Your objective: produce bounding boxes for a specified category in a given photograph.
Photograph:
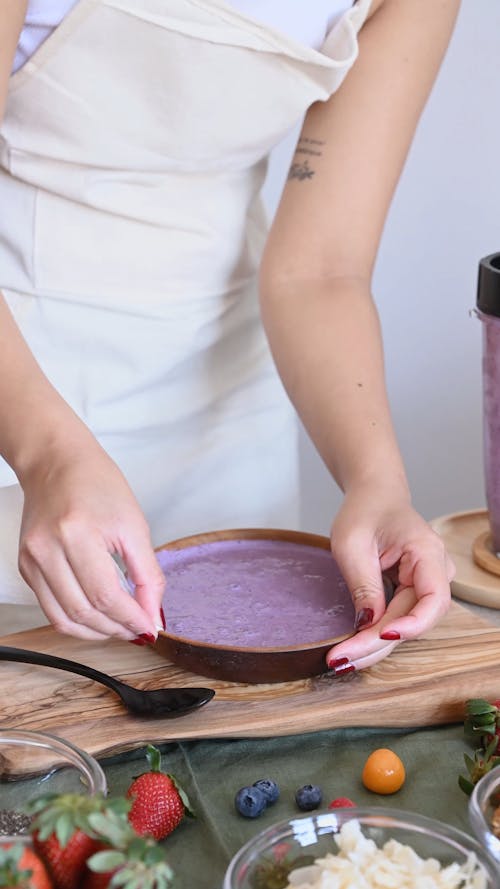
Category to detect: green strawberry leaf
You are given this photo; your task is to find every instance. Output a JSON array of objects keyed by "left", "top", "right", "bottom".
[
  {"left": 88, "top": 809, "right": 135, "bottom": 849},
  {"left": 29, "top": 791, "right": 117, "bottom": 844},
  {"left": 466, "top": 699, "right": 498, "bottom": 716},
  {"left": 55, "top": 811, "right": 75, "bottom": 847},
  {"left": 145, "top": 745, "right": 162, "bottom": 774},
  {"left": 87, "top": 850, "right": 126, "bottom": 873},
  {"left": 485, "top": 736, "right": 500, "bottom": 760},
  {"left": 468, "top": 713, "right": 497, "bottom": 728},
  {"left": 458, "top": 774, "right": 475, "bottom": 796},
  {"left": 463, "top": 753, "right": 477, "bottom": 777},
  {"left": 166, "top": 774, "right": 195, "bottom": 818}
]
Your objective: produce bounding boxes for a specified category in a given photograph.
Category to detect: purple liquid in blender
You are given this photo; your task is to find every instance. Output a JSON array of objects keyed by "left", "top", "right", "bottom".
[
  {"left": 482, "top": 312, "right": 500, "bottom": 553},
  {"left": 477, "top": 253, "right": 500, "bottom": 554}
]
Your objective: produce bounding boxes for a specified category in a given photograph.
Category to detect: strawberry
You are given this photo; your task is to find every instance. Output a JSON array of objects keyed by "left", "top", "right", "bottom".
[
  {"left": 83, "top": 841, "right": 174, "bottom": 889},
  {"left": 81, "top": 809, "right": 175, "bottom": 889},
  {"left": 0, "top": 841, "right": 53, "bottom": 889},
  {"left": 33, "top": 829, "right": 98, "bottom": 889},
  {"left": 458, "top": 738, "right": 500, "bottom": 796},
  {"left": 29, "top": 794, "right": 126, "bottom": 889},
  {"left": 81, "top": 852, "right": 113, "bottom": 889},
  {"left": 126, "top": 746, "right": 193, "bottom": 841},
  {"left": 328, "top": 797, "right": 356, "bottom": 809},
  {"left": 464, "top": 698, "right": 500, "bottom": 751},
  {"left": 459, "top": 698, "right": 500, "bottom": 794}
]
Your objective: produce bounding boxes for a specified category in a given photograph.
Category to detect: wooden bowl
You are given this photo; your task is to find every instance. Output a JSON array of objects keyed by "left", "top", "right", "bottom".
[{"left": 154, "top": 529, "right": 355, "bottom": 683}]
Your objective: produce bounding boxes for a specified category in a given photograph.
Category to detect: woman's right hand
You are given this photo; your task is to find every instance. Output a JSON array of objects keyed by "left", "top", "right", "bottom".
[
  {"left": 0, "top": 292, "right": 164, "bottom": 643},
  {"left": 17, "top": 434, "right": 166, "bottom": 642}
]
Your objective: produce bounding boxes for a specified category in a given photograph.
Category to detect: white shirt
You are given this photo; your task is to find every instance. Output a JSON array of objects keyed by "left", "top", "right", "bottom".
[{"left": 13, "top": 0, "right": 354, "bottom": 72}]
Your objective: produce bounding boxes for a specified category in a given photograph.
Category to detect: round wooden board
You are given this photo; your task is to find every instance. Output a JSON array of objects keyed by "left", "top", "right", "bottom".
[
  {"left": 430, "top": 508, "right": 500, "bottom": 609},
  {"left": 472, "top": 530, "right": 500, "bottom": 577}
]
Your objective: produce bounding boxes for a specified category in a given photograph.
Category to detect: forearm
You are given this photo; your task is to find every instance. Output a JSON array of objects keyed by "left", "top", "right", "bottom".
[
  {"left": 258, "top": 0, "right": 459, "bottom": 501},
  {"left": 0, "top": 292, "right": 94, "bottom": 482},
  {"left": 260, "top": 273, "right": 410, "bottom": 499}
]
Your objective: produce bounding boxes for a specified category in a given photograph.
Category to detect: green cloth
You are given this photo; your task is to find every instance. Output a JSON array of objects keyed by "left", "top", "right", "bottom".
[{"left": 102, "top": 723, "right": 476, "bottom": 888}]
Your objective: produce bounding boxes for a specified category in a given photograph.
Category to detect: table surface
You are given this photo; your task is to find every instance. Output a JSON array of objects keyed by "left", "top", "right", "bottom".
[
  {"left": 1, "top": 599, "right": 498, "bottom": 887},
  {"left": 100, "top": 723, "right": 484, "bottom": 888}
]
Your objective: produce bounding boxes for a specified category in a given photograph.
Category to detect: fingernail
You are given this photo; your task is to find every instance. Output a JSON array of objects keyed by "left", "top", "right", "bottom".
[
  {"left": 380, "top": 630, "right": 401, "bottom": 641},
  {"left": 327, "top": 656, "right": 350, "bottom": 670},
  {"left": 130, "top": 633, "right": 156, "bottom": 646},
  {"left": 160, "top": 607, "right": 166, "bottom": 631},
  {"left": 332, "top": 664, "right": 356, "bottom": 677},
  {"left": 354, "top": 608, "right": 374, "bottom": 631}
]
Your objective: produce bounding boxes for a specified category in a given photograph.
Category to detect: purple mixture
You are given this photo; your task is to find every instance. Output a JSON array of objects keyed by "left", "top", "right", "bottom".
[
  {"left": 157, "top": 539, "right": 355, "bottom": 648},
  {"left": 482, "top": 313, "right": 500, "bottom": 553}
]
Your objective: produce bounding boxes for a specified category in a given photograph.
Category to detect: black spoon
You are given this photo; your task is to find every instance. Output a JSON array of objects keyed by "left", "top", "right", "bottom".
[{"left": 0, "top": 645, "right": 215, "bottom": 718}]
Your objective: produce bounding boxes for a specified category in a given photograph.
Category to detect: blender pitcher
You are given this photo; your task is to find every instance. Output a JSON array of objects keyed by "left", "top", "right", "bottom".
[{"left": 477, "top": 252, "right": 500, "bottom": 555}]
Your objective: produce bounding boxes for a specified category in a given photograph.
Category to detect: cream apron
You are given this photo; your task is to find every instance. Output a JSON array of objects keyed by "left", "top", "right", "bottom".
[{"left": 0, "top": 0, "right": 371, "bottom": 603}]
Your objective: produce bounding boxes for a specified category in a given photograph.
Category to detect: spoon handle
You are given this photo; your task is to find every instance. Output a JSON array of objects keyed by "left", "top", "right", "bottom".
[{"left": 0, "top": 645, "right": 126, "bottom": 696}]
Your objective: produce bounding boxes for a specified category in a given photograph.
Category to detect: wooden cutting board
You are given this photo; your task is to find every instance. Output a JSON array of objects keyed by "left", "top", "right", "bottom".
[{"left": 1, "top": 600, "right": 499, "bottom": 766}]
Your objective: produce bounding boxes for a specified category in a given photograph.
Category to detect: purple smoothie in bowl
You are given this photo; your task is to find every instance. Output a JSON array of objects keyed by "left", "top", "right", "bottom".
[{"left": 154, "top": 530, "right": 356, "bottom": 683}]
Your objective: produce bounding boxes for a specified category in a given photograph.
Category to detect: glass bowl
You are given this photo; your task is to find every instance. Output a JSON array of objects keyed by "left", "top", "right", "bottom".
[
  {"left": 224, "top": 808, "right": 499, "bottom": 889},
  {"left": 0, "top": 729, "right": 107, "bottom": 835},
  {"left": 469, "top": 767, "right": 500, "bottom": 864}
]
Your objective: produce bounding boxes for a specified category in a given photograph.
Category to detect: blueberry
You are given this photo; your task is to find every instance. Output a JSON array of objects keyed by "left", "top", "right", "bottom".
[
  {"left": 295, "top": 784, "right": 323, "bottom": 811},
  {"left": 235, "top": 786, "right": 267, "bottom": 818},
  {"left": 252, "top": 778, "right": 280, "bottom": 805}
]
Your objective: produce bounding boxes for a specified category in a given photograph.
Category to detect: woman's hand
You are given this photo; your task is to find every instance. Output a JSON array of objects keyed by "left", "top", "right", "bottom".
[
  {"left": 0, "top": 295, "right": 164, "bottom": 642},
  {"left": 326, "top": 484, "right": 455, "bottom": 673},
  {"left": 17, "top": 435, "right": 165, "bottom": 643},
  {"left": 258, "top": 0, "right": 459, "bottom": 678}
]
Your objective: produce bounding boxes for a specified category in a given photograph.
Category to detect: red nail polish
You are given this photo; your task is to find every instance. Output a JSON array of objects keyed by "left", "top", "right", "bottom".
[
  {"left": 130, "top": 633, "right": 156, "bottom": 646},
  {"left": 160, "top": 607, "right": 166, "bottom": 631},
  {"left": 380, "top": 630, "right": 401, "bottom": 641},
  {"left": 354, "top": 608, "right": 374, "bottom": 631},
  {"left": 333, "top": 664, "right": 356, "bottom": 677},
  {"left": 327, "top": 656, "right": 350, "bottom": 670}
]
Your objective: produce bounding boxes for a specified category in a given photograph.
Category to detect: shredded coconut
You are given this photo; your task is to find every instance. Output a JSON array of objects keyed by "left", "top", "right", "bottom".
[{"left": 285, "top": 819, "right": 488, "bottom": 889}]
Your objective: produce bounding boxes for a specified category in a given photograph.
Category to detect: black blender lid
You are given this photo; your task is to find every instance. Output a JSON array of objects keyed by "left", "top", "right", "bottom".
[{"left": 477, "top": 252, "right": 500, "bottom": 318}]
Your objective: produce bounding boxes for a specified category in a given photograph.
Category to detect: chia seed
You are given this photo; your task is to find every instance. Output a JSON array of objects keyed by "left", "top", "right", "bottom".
[{"left": 0, "top": 809, "right": 32, "bottom": 835}]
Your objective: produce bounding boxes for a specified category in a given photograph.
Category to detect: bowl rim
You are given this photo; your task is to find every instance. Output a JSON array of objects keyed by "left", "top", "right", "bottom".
[
  {"left": 223, "top": 806, "right": 499, "bottom": 888},
  {"left": 469, "top": 767, "right": 500, "bottom": 862},
  {"left": 0, "top": 728, "right": 107, "bottom": 795},
  {"left": 155, "top": 527, "right": 355, "bottom": 654},
  {"left": 0, "top": 834, "right": 32, "bottom": 845}
]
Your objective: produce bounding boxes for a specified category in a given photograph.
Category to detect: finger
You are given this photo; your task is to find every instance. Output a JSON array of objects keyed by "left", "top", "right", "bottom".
[
  {"left": 326, "top": 586, "right": 417, "bottom": 672},
  {"left": 22, "top": 549, "right": 138, "bottom": 640},
  {"left": 378, "top": 553, "right": 451, "bottom": 641},
  {"left": 65, "top": 534, "right": 159, "bottom": 637},
  {"left": 331, "top": 532, "right": 387, "bottom": 631},
  {"left": 120, "top": 534, "right": 166, "bottom": 632},
  {"left": 20, "top": 559, "right": 111, "bottom": 641},
  {"left": 446, "top": 553, "right": 456, "bottom": 582}
]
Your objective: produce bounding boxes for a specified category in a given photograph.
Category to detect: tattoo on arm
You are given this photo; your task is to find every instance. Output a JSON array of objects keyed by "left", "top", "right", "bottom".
[{"left": 288, "top": 137, "right": 325, "bottom": 182}]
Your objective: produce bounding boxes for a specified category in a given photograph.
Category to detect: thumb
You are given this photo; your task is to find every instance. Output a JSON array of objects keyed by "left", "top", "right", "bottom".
[
  {"left": 331, "top": 533, "right": 386, "bottom": 632},
  {"left": 326, "top": 586, "right": 418, "bottom": 672}
]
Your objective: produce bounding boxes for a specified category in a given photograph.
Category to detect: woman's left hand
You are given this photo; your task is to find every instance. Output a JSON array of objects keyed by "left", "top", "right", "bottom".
[{"left": 326, "top": 484, "right": 455, "bottom": 674}]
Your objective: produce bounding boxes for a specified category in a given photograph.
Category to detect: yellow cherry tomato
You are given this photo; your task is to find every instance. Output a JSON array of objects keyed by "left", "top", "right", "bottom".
[{"left": 362, "top": 748, "right": 406, "bottom": 794}]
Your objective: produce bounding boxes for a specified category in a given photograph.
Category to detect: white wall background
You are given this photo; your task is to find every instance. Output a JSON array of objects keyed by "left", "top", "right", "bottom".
[{"left": 263, "top": 0, "right": 500, "bottom": 535}]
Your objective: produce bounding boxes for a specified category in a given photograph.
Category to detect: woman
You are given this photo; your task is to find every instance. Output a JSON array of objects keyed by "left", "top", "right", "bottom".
[{"left": 0, "top": 0, "right": 457, "bottom": 672}]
